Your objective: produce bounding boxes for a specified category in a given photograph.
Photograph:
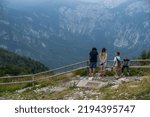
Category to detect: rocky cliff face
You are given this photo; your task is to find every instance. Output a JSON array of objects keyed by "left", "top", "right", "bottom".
[
  {"left": 0, "top": 0, "right": 150, "bottom": 68},
  {"left": 59, "top": 0, "right": 150, "bottom": 48}
]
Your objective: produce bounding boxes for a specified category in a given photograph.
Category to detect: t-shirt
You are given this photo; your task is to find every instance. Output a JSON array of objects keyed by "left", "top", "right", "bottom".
[
  {"left": 100, "top": 52, "right": 107, "bottom": 63},
  {"left": 114, "top": 56, "right": 121, "bottom": 67},
  {"left": 89, "top": 50, "right": 98, "bottom": 62},
  {"left": 123, "top": 59, "right": 130, "bottom": 66}
]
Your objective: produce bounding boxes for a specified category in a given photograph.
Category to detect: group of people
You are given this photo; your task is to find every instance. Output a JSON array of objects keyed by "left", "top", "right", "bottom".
[{"left": 89, "top": 47, "right": 130, "bottom": 79}]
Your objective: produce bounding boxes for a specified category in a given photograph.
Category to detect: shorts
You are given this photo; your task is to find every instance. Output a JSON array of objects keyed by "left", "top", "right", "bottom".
[
  {"left": 100, "top": 62, "right": 107, "bottom": 68},
  {"left": 113, "top": 66, "right": 122, "bottom": 75},
  {"left": 90, "top": 62, "right": 97, "bottom": 68}
]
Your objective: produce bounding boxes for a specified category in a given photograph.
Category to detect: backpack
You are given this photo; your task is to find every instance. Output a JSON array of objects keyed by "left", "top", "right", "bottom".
[{"left": 116, "top": 57, "right": 121, "bottom": 67}]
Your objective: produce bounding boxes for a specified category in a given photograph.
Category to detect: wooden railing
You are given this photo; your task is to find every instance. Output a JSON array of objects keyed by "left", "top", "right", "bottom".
[{"left": 0, "top": 59, "right": 150, "bottom": 85}]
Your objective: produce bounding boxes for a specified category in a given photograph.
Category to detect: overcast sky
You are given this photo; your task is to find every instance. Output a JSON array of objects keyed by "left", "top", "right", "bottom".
[
  {"left": 6, "top": 0, "right": 150, "bottom": 7},
  {"left": 6, "top": 0, "right": 53, "bottom": 7},
  {"left": 7, "top": 0, "right": 111, "bottom": 4},
  {"left": 8, "top": 0, "right": 50, "bottom": 3},
  {"left": 6, "top": 0, "right": 51, "bottom": 5}
]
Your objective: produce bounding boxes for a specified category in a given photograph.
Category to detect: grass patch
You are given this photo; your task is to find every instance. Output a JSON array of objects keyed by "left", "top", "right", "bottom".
[
  {"left": 0, "top": 83, "right": 33, "bottom": 93},
  {"left": 98, "top": 77, "right": 150, "bottom": 100},
  {"left": 0, "top": 67, "right": 149, "bottom": 100},
  {"left": 18, "top": 87, "right": 75, "bottom": 100},
  {"left": 74, "top": 68, "right": 88, "bottom": 76}
]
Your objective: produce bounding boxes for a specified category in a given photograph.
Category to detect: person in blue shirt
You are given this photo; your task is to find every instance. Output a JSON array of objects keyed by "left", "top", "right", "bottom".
[
  {"left": 89, "top": 47, "right": 98, "bottom": 77},
  {"left": 122, "top": 56, "right": 130, "bottom": 75}
]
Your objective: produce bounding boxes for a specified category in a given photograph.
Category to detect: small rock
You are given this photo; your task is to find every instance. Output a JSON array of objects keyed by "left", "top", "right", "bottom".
[
  {"left": 98, "top": 82, "right": 108, "bottom": 88},
  {"left": 79, "top": 91, "right": 84, "bottom": 97},
  {"left": 95, "top": 96, "right": 99, "bottom": 100},
  {"left": 129, "top": 85, "right": 138, "bottom": 88},
  {"left": 16, "top": 87, "right": 32, "bottom": 93},
  {"left": 69, "top": 80, "right": 78, "bottom": 87},
  {"left": 88, "top": 77, "right": 93, "bottom": 80},
  {"left": 118, "top": 78, "right": 129, "bottom": 83},
  {"left": 77, "top": 79, "right": 89, "bottom": 87},
  {"left": 111, "top": 85, "right": 119, "bottom": 89}
]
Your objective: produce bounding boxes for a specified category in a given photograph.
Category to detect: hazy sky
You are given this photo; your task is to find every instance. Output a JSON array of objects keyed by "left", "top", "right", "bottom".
[
  {"left": 6, "top": 0, "right": 150, "bottom": 8},
  {"left": 8, "top": 0, "right": 50, "bottom": 3},
  {"left": 6, "top": 0, "right": 128, "bottom": 4},
  {"left": 6, "top": 0, "right": 53, "bottom": 7},
  {"left": 7, "top": 0, "right": 52, "bottom": 5}
]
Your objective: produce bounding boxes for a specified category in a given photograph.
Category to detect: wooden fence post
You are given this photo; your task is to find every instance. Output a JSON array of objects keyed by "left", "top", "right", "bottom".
[{"left": 32, "top": 75, "right": 35, "bottom": 86}]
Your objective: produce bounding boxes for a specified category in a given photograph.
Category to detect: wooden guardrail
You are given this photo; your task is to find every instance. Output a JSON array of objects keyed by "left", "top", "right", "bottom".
[
  {"left": 0, "top": 59, "right": 150, "bottom": 85},
  {"left": 0, "top": 60, "right": 88, "bottom": 85}
]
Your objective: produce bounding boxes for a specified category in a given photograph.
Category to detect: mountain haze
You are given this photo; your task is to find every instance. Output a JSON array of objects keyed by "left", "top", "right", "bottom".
[{"left": 0, "top": 0, "right": 150, "bottom": 68}]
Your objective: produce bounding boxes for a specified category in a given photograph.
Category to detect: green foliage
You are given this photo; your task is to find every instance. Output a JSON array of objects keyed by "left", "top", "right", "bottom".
[
  {"left": 106, "top": 70, "right": 115, "bottom": 76},
  {"left": 129, "top": 50, "right": 150, "bottom": 76},
  {"left": 0, "top": 83, "right": 32, "bottom": 93},
  {"left": 0, "top": 48, "right": 48, "bottom": 76},
  {"left": 137, "top": 50, "right": 150, "bottom": 59},
  {"left": 128, "top": 68, "right": 145, "bottom": 76},
  {"left": 135, "top": 50, "right": 150, "bottom": 66},
  {"left": 74, "top": 68, "right": 88, "bottom": 76},
  {"left": 133, "top": 50, "right": 150, "bottom": 61}
]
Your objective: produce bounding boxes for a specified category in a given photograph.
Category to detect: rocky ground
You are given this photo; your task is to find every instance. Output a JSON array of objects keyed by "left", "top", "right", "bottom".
[{"left": 0, "top": 74, "right": 149, "bottom": 100}]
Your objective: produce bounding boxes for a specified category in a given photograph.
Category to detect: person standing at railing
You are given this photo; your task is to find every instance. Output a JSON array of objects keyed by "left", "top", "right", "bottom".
[
  {"left": 89, "top": 47, "right": 98, "bottom": 78},
  {"left": 122, "top": 56, "right": 130, "bottom": 76},
  {"left": 99, "top": 48, "right": 107, "bottom": 77},
  {"left": 113, "top": 52, "right": 122, "bottom": 79}
]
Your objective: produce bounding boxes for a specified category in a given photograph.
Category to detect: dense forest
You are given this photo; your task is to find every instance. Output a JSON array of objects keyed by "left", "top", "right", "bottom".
[{"left": 0, "top": 48, "right": 48, "bottom": 76}]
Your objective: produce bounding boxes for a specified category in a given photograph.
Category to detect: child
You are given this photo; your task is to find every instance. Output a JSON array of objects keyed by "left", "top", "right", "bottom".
[{"left": 122, "top": 56, "right": 130, "bottom": 75}]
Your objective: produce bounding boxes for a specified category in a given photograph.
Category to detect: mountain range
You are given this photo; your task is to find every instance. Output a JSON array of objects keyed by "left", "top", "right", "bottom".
[{"left": 0, "top": 0, "right": 150, "bottom": 68}]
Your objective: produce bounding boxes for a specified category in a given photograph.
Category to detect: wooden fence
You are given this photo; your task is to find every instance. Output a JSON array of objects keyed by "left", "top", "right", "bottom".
[{"left": 0, "top": 59, "right": 150, "bottom": 85}]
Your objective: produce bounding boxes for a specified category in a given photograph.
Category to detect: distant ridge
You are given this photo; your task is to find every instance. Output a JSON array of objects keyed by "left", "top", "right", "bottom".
[{"left": 0, "top": 48, "right": 48, "bottom": 76}]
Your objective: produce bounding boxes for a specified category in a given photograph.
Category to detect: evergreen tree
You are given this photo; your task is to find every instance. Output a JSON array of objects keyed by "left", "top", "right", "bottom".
[
  {"left": 0, "top": 48, "right": 48, "bottom": 76},
  {"left": 140, "top": 50, "right": 147, "bottom": 59},
  {"left": 140, "top": 50, "right": 150, "bottom": 59}
]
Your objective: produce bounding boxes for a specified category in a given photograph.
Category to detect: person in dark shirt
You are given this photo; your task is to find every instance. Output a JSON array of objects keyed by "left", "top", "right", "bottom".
[
  {"left": 122, "top": 56, "right": 130, "bottom": 75},
  {"left": 89, "top": 47, "right": 98, "bottom": 77}
]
